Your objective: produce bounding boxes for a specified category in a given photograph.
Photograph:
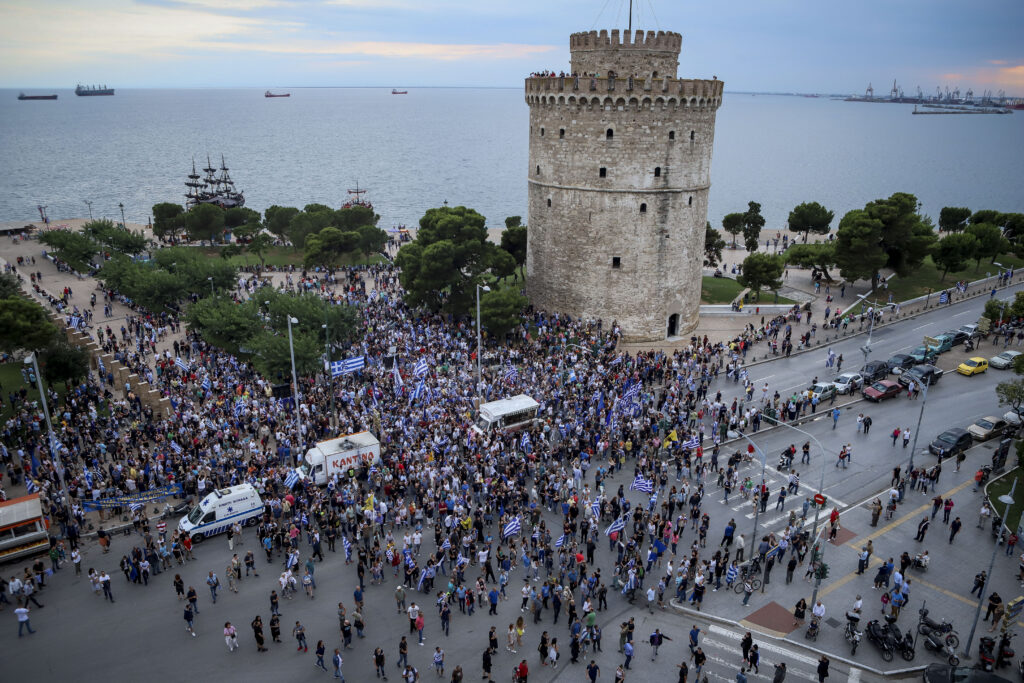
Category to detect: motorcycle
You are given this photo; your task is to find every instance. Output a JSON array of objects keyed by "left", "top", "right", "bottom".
[
  {"left": 777, "top": 454, "right": 792, "bottom": 472},
  {"left": 844, "top": 612, "right": 862, "bottom": 655},
  {"left": 921, "top": 628, "right": 960, "bottom": 666},
  {"left": 865, "top": 619, "right": 896, "bottom": 662},
  {"left": 917, "top": 608, "right": 959, "bottom": 648},
  {"left": 911, "top": 553, "right": 929, "bottom": 572},
  {"left": 979, "top": 634, "right": 1015, "bottom": 671},
  {"left": 965, "top": 339, "right": 975, "bottom": 352},
  {"left": 887, "top": 616, "right": 916, "bottom": 662}
]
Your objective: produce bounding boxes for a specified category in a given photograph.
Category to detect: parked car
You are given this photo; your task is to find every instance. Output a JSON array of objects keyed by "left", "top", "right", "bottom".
[
  {"left": 832, "top": 372, "right": 864, "bottom": 394},
  {"left": 945, "top": 329, "right": 970, "bottom": 346},
  {"left": 931, "top": 334, "right": 955, "bottom": 353},
  {"left": 956, "top": 357, "right": 989, "bottom": 376},
  {"left": 862, "top": 380, "right": 901, "bottom": 402},
  {"left": 899, "top": 364, "right": 943, "bottom": 387},
  {"left": 928, "top": 427, "right": 973, "bottom": 457},
  {"left": 1005, "top": 408, "right": 1023, "bottom": 427},
  {"left": 990, "top": 350, "right": 1022, "bottom": 370},
  {"left": 809, "top": 382, "right": 837, "bottom": 402},
  {"left": 885, "top": 354, "right": 917, "bottom": 374},
  {"left": 909, "top": 345, "right": 940, "bottom": 364},
  {"left": 860, "top": 360, "right": 890, "bottom": 383},
  {"left": 923, "top": 663, "right": 1009, "bottom": 683},
  {"left": 967, "top": 416, "right": 1008, "bottom": 441},
  {"left": 958, "top": 323, "right": 981, "bottom": 339}
]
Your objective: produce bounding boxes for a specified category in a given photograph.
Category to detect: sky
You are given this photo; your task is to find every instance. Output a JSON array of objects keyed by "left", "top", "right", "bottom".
[{"left": 1, "top": 0, "right": 1022, "bottom": 95}]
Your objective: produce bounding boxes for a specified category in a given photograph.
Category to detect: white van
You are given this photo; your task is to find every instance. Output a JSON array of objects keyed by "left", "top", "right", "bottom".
[
  {"left": 178, "top": 484, "right": 262, "bottom": 541},
  {"left": 300, "top": 432, "right": 381, "bottom": 486},
  {"left": 472, "top": 394, "right": 540, "bottom": 435}
]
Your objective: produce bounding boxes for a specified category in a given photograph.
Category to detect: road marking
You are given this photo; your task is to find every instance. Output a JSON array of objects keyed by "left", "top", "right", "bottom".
[
  {"left": 913, "top": 323, "right": 931, "bottom": 331},
  {"left": 848, "top": 667, "right": 861, "bottom": 682},
  {"left": 708, "top": 625, "right": 822, "bottom": 667}
]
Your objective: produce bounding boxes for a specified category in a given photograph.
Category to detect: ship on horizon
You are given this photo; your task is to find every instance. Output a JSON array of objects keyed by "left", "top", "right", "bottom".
[
  {"left": 76, "top": 84, "right": 114, "bottom": 96},
  {"left": 185, "top": 155, "right": 245, "bottom": 209},
  {"left": 18, "top": 93, "right": 57, "bottom": 100}
]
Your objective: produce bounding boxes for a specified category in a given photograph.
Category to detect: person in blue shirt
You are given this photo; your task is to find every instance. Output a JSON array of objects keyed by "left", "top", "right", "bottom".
[{"left": 623, "top": 641, "right": 634, "bottom": 669}]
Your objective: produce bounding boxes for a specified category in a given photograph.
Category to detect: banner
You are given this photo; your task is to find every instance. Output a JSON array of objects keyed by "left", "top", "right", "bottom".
[{"left": 81, "top": 483, "right": 183, "bottom": 510}]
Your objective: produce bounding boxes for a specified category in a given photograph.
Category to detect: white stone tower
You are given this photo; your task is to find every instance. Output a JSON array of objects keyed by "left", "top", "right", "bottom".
[{"left": 525, "top": 28, "right": 723, "bottom": 341}]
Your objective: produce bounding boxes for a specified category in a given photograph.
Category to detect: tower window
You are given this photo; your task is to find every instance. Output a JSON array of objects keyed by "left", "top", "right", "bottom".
[
  {"left": 639, "top": 203, "right": 647, "bottom": 213},
  {"left": 688, "top": 196, "right": 693, "bottom": 206},
  {"left": 540, "top": 127, "right": 545, "bottom": 136},
  {"left": 668, "top": 131, "right": 675, "bottom": 140},
  {"left": 654, "top": 167, "right": 661, "bottom": 178},
  {"left": 612, "top": 257, "right": 621, "bottom": 269},
  {"left": 547, "top": 198, "right": 551, "bottom": 207},
  {"left": 606, "top": 129, "right": 614, "bottom": 140},
  {"left": 559, "top": 128, "right": 565, "bottom": 139},
  {"left": 690, "top": 130, "right": 695, "bottom": 141},
  {"left": 599, "top": 167, "right": 607, "bottom": 178},
  {"left": 536, "top": 165, "right": 540, "bottom": 176}
]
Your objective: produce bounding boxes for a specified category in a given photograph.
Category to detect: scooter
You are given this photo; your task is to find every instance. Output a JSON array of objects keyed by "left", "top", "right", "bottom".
[
  {"left": 777, "top": 454, "right": 792, "bottom": 472},
  {"left": 921, "top": 628, "right": 960, "bottom": 666},
  {"left": 844, "top": 612, "right": 862, "bottom": 655},
  {"left": 887, "top": 616, "right": 916, "bottom": 662},
  {"left": 865, "top": 619, "right": 897, "bottom": 662},
  {"left": 978, "top": 634, "right": 1014, "bottom": 671},
  {"left": 911, "top": 553, "right": 929, "bottom": 572},
  {"left": 917, "top": 609, "right": 959, "bottom": 648}
]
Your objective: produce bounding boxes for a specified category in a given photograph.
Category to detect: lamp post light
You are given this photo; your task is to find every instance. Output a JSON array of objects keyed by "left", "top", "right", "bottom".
[
  {"left": 84, "top": 200, "right": 93, "bottom": 220},
  {"left": 118, "top": 202, "right": 126, "bottom": 229},
  {"left": 323, "top": 321, "right": 336, "bottom": 433},
  {"left": 207, "top": 276, "right": 214, "bottom": 297},
  {"left": 961, "top": 478, "right": 1016, "bottom": 661},
  {"left": 23, "top": 353, "right": 72, "bottom": 510},
  {"left": 475, "top": 284, "right": 491, "bottom": 393},
  {"left": 905, "top": 379, "right": 931, "bottom": 473},
  {"left": 738, "top": 434, "right": 768, "bottom": 563},
  {"left": 286, "top": 316, "right": 302, "bottom": 465}
]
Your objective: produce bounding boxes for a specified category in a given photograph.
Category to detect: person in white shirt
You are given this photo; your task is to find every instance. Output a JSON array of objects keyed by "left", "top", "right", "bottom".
[
  {"left": 15, "top": 606, "right": 35, "bottom": 636},
  {"left": 812, "top": 600, "right": 826, "bottom": 621}
]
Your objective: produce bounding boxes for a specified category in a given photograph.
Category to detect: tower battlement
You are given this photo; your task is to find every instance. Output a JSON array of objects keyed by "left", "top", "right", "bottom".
[{"left": 569, "top": 29, "right": 682, "bottom": 52}]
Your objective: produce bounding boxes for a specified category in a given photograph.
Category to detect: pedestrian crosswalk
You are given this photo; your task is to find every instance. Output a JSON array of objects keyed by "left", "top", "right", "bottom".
[{"left": 695, "top": 624, "right": 857, "bottom": 682}]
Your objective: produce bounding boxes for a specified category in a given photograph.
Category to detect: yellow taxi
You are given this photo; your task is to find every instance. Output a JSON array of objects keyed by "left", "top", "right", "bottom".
[{"left": 957, "top": 357, "right": 989, "bottom": 376}]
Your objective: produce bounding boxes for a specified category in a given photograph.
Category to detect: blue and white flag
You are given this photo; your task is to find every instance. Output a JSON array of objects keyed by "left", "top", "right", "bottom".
[
  {"left": 629, "top": 475, "right": 654, "bottom": 493},
  {"left": 555, "top": 534, "right": 567, "bottom": 548},
  {"left": 67, "top": 315, "right": 82, "bottom": 328},
  {"left": 531, "top": 528, "right": 540, "bottom": 540},
  {"left": 343, "top": 536, "right": 352, "bottom": 556},
  {"left": 170, "top": 441, "right": 182, "bottom": 454},
  {"left": 26, "top": 479, "right": 39, "bottom": 494},
  {"left": 129, "top": 501, "right": 144, "bottom": 512},
  {"left": 682, "top": 435, "right": 700, "bottom": 450},
  {"left": 175, "top": 357, "right": 189, "bottom": 373},
  {"left": 605, "top": 515, "right": 626, "bottom": 537},
  {"left": 201, "top": 376, "right": 211, "bottom": 392},
  {"left": 623, "top": 382, "right": 640, "bottom": 401},
  {"left": 414, "top": 358, "right": 429, "bottom": 378},
  {"left": 283, "top": 469, "right": 300, "bottom": 489},
  {"left": 590, "top": 500, "right": 601, "bottom": 518},
  {"left": 233, "top": 399, "right": 244, "bottom": 418},
  {"left": 330, "top": 360, "right": 346, "bottom": 378},
  {"left": 341, "top": 356, "right": 365, "bottom": 374},
  {"left": 386, "top": 548, "right": 395, "bottom": 563},
  {"left": 440, "top": 538, "right": 451, "bottom": 551},
  {"left": 504, "top": 363, "right": 518, "bottom": 383},
  {"left": 411, "top": 380, "right": 426, "bottom": 402},
  {"left": 938, "top": 291, "right": 949, "bottom": 304},
  {"left": 392, "top": 363, "right": 404, "bottom": 388},
  {"left": 502, "top": 516, "right": 522, "bottom": 539},
  {"left": 520, "top": 432, "right": 531, "bottom": 452}
]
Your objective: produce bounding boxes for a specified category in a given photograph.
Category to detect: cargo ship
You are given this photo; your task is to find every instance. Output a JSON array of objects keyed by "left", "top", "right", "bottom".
[
  {"left": 392, "top": 89, "right": 408, "bottom": 94},
  {"left": 75, "top": 84, "right": 114, "bottom": 96},
  {"left": 18, "top": 93, "right": 57, "bottom": 100},
  {"left": 265, "top": 91, "right": 290, "bottom": 97}
]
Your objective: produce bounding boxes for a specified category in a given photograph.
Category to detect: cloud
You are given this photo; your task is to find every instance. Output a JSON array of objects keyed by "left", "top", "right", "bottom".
[
  {"left": 206, "top": 39, "right": 556, "bottom": 61},
  {"left": 989, "top": 59, "right": 1008, "bottom": 65}
]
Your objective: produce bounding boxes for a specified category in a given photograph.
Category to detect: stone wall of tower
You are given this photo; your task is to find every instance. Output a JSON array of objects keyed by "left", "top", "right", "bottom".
[
  {"left": 525, "top": 42, "right": 723, "bottom": 342},
  {"left": 570, "top": 29, "right": 682, "bottom": 79}
]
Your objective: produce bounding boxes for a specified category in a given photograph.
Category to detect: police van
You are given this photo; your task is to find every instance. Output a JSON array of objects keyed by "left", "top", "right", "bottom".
[
  {"left": 177, "top": 484, "right": 262, "bottom": 541},
  {"left": 472, "top": 395, "right": 540, "bottom": 435}
]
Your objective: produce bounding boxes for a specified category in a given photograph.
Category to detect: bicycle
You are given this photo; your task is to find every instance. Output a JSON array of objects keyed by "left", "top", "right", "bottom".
[{"left": 734, "top": 577, "right": 762, "bottom": 593}]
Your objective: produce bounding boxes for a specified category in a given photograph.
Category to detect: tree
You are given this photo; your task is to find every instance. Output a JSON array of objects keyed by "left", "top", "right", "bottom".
[
  {"left": 0, "top": 272, "right": 22, "bottom": 299},
  {"left": 334, "top": 205, "right": 380, "bottom": 231},
  {"left": 303, "top": 203, "right": 333, "bottom": 215},
  {"left": 0, "top": 298, "right": 58, "bottom": 352},
  {"left": 249, "top": 329, "right": 323, "bottom": 380},
  {"left": 219, "top": 244, "right": 243, "bottom": 261},
  {"left": 996, "top": 379, "right": 1024, "bottom": 417},
  {"left": 38, "top": 229, "right": 99, "bottom": 269},
  {"left": 500, "top": 224, "right": 528, "bottom": 274},
  {"left": 39, "top": 340, "right": 90, "bottom": 387},
  {"left": 971, "top": 209, "right": 1002, "bottom": 225},
  {"left": 742, "top": 202, "right": 765, "bottom": 253},
  {"left": 868, "top": 192, "right": 936, "bottom": 278},
  {"left": 395, "top": 206, "right": 505, "bottom": 314},
  {"left": 287, "top": 210, "right": 332, "bottom": 249},
  {"left": 931, "top": 233, "right": 978, "bottom": 280},
  {"left": 938, "top": 207, "right": 971, "bottom": 233},
  {"left": 722, "top": 213, "right": 744, "bottom": 248},
  {"left": 703, "top": 222, "right": 726, "bottom": 268},
  {"left": 355, "top": 224, "right": 388, "bottom": 259},
  {"left": 489, "top": 248, "right": 517, "bottom": 282},
  {"left": 787, "top": 201, "right": 834, "bottom": 242},
  {"left": 1002, "top": 213, "right": 1024, "bottom": 242},
  {"left": 82, "top": 219, "right": 148, "bottom": 255},
  {"left": 505, "top": 216, "right": 522, "bottom": 229},
  {"left": 264, "top": 205, "right": 299, "bottom": 240},
  {"left": 480, "top": 287, "right": 528, "bottom": 338},
  {"left": 224, "top": 207, "right": 261, "bottom": 229},
  {"left": 305, "top": 227, "right": 360, "bottom": 268},
  {"left": 983, "top": 291, "right": 1024, "bottom": 326},
  {"left": 965, "top": 223, "right": 1008, "bottom": 268},
  {"left": 152, "top": 202, "right": 185, "bottom": 239},
  {"left": 185, "top": 297, "right": 263, "bottom": 354},
  {"left": 737, "top": 253, "right": 784, "bottom": 299},
  {"left": 246, "top": 232, "right": 275, "bottom": 271},
  {"left": 184, "top": 203, "right": 225, "bottom": 243},
  {"left": 784, "top": 242, "right": 837, "bottom": 280},
  {"left": 833, "top": 209, "right": 888, "bottom": 288}
]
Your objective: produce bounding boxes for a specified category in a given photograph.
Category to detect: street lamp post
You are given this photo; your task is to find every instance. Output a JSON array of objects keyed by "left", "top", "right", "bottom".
[
  {"left": 961, "top": 478, "right": 1016, "bottom": 661},
  {"left": 84, "top": 200, "right": 93, "bottom": 220},
  {"left": 24, "top": 353, "right": 72, "bottom": 510},
  {"left": 207, "top": 276, "right": 214, "bottom": 297},
  {"left": 118, "top": 202, "right": 126, "bottom": 229},
  {"left": 475, "top": 284, "right": 491, "bottom": 394},
  {"left": 286, "top": 316, "right": 302, "bottom": 465},
  {"left": 905, "top": 379, "right": 931, "bottom": 473},
  {"left": 323, "top": 320, "right": 336, "bottom": 434},
  {"left": 739, "top": 434, "right": 768, "bottom": 563}
]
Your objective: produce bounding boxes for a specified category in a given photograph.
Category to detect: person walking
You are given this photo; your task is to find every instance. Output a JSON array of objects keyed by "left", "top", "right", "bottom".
[
  {"left": 251, "top": 615, "right": 268, "bottom": 652},
  {"left": 950, "top": 517, "right": 963, "bottom": 543},
  {"left": 817, "top": 656, "right": 829, "bottom": 682},
  {"left": 315, "top": 640, "right": 328, "bottom": 671},
  {"left": 225, "top": 622, "right": 239, "bottom": 651},
  {"left": 15, "top": 605, "right": 36, "bottom": 636},
  {"left": 622, "top": 640, "right": 634, "bottom": 670},
  {"left": 333, "top": 648, "right": 344, "bottom": 680},
  {"left": 373, "top": 646, "right": 388, "bottom": 680},
  {"left": 831, "top": 407, "right": 840, "bottom": 429},
  {"left": 650, "top": 628, "right": 671, "bottom": 659},
  {"left": 293, "top": 620, "right": 308, "bottom": 652},
  {"left": 184, "top": 602, "right": 197, "bottom": 637},
  {"left": 915, "top": 517, "right": 930, "bottom": 542},
  {"left": 432, "top": 646, "right": 445, "bottom": 677},
  {"left": 773, "top": 662, "right": 787, "bottom": 683},
  {"left": 207, "top": 571, "right": 220, "bottom": 604},
  {"left": 741, "top": 632, "right": 753, "bottom": 664},
  {"left": 101, "top": 570, "right": 115, "bottom": 603}
]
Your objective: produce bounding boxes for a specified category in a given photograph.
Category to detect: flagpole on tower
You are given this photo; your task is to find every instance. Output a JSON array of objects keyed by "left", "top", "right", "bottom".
[{"left": 628, "top": 0, "right": 632, "bottom": 32}]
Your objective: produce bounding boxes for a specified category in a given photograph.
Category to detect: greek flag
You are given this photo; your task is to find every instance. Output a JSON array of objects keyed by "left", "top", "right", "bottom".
[
  {"left": 502, "top": 516, "right": 522, "bottom": 539},
  {"left": 201, "top": 376, "right": 211, "bottom": 392},
  {"left": 590, "top": 500, "right": 601, "bottom": 517},
  {"left": 343, "top": 536, "right": 352, "bottom": 555},
  {"left": 609, "top": 356, "right": 623, "bottom": 366},
  {"left": 170, "top": 441, "right": 182, "bottom": 454},
  {"left": 555, "top": 534, "right": 567, "bottom": 548},
  {"left": 392, "top": 363, "right": 404, "bottom": 388},
  {"left": 129, "top": 501, "right": 144, "bottom": 512},
  {"left": 340, "top": 356, "right": 365, "bottom": 374},
  {"left": 456, "top": 553, "right": 468, "bottom": 567},
  {"left": 531, "top": 528, "right": 540, "bottom": 540},
  {"left": 440, "top": 538, "right": 451, "bottom": 551},
  {"left": 504, "top": 363, "right": 518, "bottom": 383},
  {"left": 403, "top": 548, "right": 414, "bottom": 567},
  {"left": 623, "top": 382, "right": 640, "bottom": 401},
  {"left": 330, "top": 360, "right": 346, "bottom": 378},
  {"left": 234, "top": 399, "right": 244, "bottom": 418},
  {"left": 283, "top": 469, "right": 300, "bottom": 489},
  {"left": 411, "top": 380, "right": 426, "bottom": 402},
  {"left": 26, "top": 479, "right": 38, "bottom": 493},
  {"left": 682, "top": 435, "right": 700, "bottom": 450},
  {"left": 520, "top": 432, "right": 531, "bottom": 452},
  {"left": 605, "top": 515, "right": 627, "bottom": 537},
  {"left": 175, "top": 357, "right": 189, "bottom": 373},
  {"left": 386, "top": 548, "right": 394, "bottom": 563},
  {"left": 938, "top": 291, "right": 949, "bottom": 304},
  {"left": 67, "top": 315, "right": 82, "bottom": 328},
  {"left": 414, "top": 358, "right": 429, "bottom": 378},
  {"left": 629, "top": 475, "right": 654, "bottom": 493}
]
